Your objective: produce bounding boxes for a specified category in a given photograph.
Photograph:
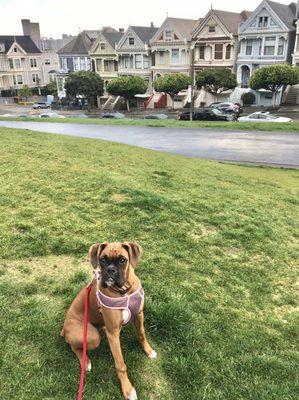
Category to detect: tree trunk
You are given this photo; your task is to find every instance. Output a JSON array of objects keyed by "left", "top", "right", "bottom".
[
  {"left": 272, "top": 91, "right": 276, "bottom": 108},
  {"left": 126, "top": 99, "right": 130, "bottom": 112}
]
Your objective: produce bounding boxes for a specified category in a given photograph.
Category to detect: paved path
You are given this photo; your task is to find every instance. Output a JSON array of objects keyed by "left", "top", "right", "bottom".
[{"left": 0, "top": 121, "right": 298, "bottom": 167}]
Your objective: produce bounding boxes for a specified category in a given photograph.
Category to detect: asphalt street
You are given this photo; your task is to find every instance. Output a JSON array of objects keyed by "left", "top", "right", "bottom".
[{"left": 0, "top": 121, "right": 298, "bottom": 167}]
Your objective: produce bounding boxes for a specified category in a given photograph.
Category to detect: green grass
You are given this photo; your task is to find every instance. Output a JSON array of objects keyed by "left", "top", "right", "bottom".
[
  {"left": 0, "top": 126, "right": 298, "bottom": 400},
  {"left": 0, "top": 115, "right": 298, "bottom": 132}
]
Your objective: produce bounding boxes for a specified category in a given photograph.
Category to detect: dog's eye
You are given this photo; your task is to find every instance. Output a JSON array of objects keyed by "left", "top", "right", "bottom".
[
  {"left": 119, "top": 257, "right": 127, "bottom": 265},
  {"left": 99, "top": 257, "right": 108, "bottom": 265}
]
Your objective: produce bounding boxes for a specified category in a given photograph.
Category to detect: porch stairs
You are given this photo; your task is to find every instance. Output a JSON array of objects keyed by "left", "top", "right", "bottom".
[
  {"left": 102, "top": 96, "right": 124, "bottom": 110},
  {"left": 283, "top": 85, "right": 299, "bottom": 105}
]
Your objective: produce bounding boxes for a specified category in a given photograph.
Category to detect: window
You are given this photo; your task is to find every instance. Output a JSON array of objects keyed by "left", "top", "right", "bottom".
[
  {"left": 258, "top": 16, "right": 268, "bottom": 28},
  {"left": 245, "top": 40, "right": 253, "bottom": 55},
  {"left": 13, "top": 47, "right": 17, "bottom": 52},
  {"left": 8, "top": 59, "right": 14, "bottom": 69},
  {"left": 80, "top": 57, "right": 86, "bottom": 70},
  {"left": 171, "top": 49, "right": 179, "bottom": 64},
  {"left": 181, "top": 50, "right": 187, "bottom": 64},
  {"left": 199, "top": 45, "right": 205, "bottom": 59},
  {"left": 100, "top": 43, "right": 106, "bottom": 50},
  {"left": 30, "top": 58, "right": 37, "bottom": 68},
  {"left": 129, "top": 37, "right": 135, "bottom": 45},
  {"left": 135, "top": 54, "right": 142, "bottom": 69},
  {"left": 74, "top": 57, "right": 79, "bottom": 71},
  {"left": 277, "top": 37, "right": 285, "bottom": 55},
  {"left": 209, "top": 25, "right": 216, "bottom": 33},
  {"left": 86, "top": 58, "right": 91, "bottom": 70},
  {"left": 226, "top": 45, "right": 232, "bottom": 59},
  {"left": 0, "top": 43, "right": 5, "bottom": 52},
  {"left": 143, "top": 55, "right": 149, "bottom": 69},
  {"left": 159, "top": 51, "right": 164, "bottom": 64},
  {"left": 32, "top": 73, "right": 39, "bottom": 83},
  {"left": 44, "top": 59, "right": 51, "bottom": 65},
  {"left": 14, "top": 59, "right": 21, "bottom": 69},
  {"left": 96, "top": 58, "right": 102, "bottom": 71},
  {"left": 60, "top": 57, "right": 67, "bottom": 70},
  {"left": 123, "top": 56, "right": 130, "bottom": 68},
  {"left": 214, "top": 44, "right": 223, "bottom": 59},
  {"left": 165, "top": 30, "right": 172, "bottom": 41},
  {"left": 264, "top": 37, "right": 275, "bottom": 56},
  {"left": 13, "top": 74, "right": 23, "bottom": 85}
]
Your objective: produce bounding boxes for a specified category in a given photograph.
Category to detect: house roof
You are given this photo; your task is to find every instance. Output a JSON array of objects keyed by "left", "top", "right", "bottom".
[
  {"left": 58, "top": 30, "right": 101, "bottom": 54},
  {"left": 101, "top": 31, "right": 124, "bottom": 47},
  {"left": 167, "top": 17, "right": 199, "bottom": 40},
  {"left": 130, "top": 26, "right": 158, "bottom": 44},
  {"left": 266, "top": 1, "right": 296, "bottom": 30},
  {"left": 212, "top": 9, "right": 252, "bottom": 34},
  {"left": 0, "top": 35, "right": 41, "bottom": 54}
]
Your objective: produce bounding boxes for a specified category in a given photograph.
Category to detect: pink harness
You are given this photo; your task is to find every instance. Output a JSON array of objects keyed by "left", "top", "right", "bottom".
[{"left": 93, "top": 270, "right": 144, "bottom": 325}]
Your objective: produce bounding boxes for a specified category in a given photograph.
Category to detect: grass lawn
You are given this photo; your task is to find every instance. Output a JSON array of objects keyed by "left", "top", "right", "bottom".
[
  {"left": 0, "top": 126, "right": 298, "bottom": 400},
  {"left": 0, "top": 115, "right": 298, "bottom": 132}
]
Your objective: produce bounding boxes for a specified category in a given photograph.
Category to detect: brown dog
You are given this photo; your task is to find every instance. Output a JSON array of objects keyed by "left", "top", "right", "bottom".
[{"left": 61, "top": 242, "right": 156, "bottom": 400}]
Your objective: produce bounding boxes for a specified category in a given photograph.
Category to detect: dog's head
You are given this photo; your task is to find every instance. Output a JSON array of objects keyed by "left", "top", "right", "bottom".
[{"left": 89, "top": 242, "right": 142, "bottom": 288}]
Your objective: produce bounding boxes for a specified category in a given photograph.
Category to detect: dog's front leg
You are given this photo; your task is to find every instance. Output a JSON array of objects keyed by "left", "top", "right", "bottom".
[
  {"left": 106, "top": 328, "right": 137, "bottom": 400},
  {"left": 135, "top": 311, "right": 157, "bottom": 359}
]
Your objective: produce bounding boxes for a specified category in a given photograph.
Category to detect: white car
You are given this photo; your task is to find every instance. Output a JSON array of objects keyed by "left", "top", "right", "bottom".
[
  {"left": 238, "top": 112, "right": 293, "bottom": 123},
  {"left": 39, "top": 112, "right": 66, "bottom": 119}
]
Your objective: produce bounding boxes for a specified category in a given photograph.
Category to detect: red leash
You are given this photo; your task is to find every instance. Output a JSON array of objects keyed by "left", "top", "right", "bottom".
[{"left": 77, "top": 284, "right": 92, "bottom": 400}]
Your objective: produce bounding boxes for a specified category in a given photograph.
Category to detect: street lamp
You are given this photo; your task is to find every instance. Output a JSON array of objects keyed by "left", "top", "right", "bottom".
[{"left": 189, "top": 44, "right": 195, "bottom": 121}]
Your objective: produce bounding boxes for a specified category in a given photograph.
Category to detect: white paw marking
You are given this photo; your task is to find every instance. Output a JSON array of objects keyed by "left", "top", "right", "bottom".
[
  {"left": 86, "top": 361, "right": 92, "bottom": 372},
  {"left": 127, "top": 388, "right": 137, "bottom": 400},
  {"left": 148, "top": 350, "right": 157, "bottom": 359}
]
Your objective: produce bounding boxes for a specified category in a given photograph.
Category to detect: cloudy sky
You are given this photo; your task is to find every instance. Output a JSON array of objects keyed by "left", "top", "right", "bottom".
[{"left": 0, "top": 0, "right": 294, "bottom": 38}]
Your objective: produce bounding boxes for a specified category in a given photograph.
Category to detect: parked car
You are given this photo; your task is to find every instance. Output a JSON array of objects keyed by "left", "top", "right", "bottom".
[
  {"left": 178, "top": 107, "right": 235, "bottom": 121},
  {"left": 210, "top": 102, "right": 243, "bottom": 115},
  {"left": 101, "top": 112, "right": 125, "bottom": 119},
  {"left": 238, "top": 112, "right": 293, "bottom": 123},
  {"left": 0, "top": 114, "right": 15, "bottom": 117},
  {"left": 144, "top": 114, "right": 168, "bottom": 120},
  {"left": 39, "top": 112, "right": 66, "bottom": 118},
  {"left": 33, "top": 102, "right": 51, "bottom": 110}
]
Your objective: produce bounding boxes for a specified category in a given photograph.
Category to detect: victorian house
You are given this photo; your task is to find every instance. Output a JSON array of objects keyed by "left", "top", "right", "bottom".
[
  {"left": 57, "top": 30, "right": 101, "bottom": 97},
  {"left": 0, "top": 35, "right": 44, "bottom": 93},
  {"left": 236, "top": 0, "right": 296, "bottom": 105},
  {"left": 150, "top": 17, "right": 198, "bottom": 80},
  {"left": 116, "top": 25, "right": 158, "bottom": 92},
  {"left": 191, "top": 9, "right": 251, "bottom": 74}
]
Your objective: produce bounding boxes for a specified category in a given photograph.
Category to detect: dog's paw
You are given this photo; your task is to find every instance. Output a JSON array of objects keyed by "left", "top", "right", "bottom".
[
  {"left": 148, "top": 350, "right": 157, "bottom": 359},
  {"left": 86, "top": 360, "right": 92, "bottom": 372},
  {"left": 127, "top": 388, "right": 137, "bottom": 400}
]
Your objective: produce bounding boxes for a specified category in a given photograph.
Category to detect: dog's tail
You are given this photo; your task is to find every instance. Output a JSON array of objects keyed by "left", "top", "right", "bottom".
[{"left": 60, "top": 327, "right": 65, "bottom": 337}]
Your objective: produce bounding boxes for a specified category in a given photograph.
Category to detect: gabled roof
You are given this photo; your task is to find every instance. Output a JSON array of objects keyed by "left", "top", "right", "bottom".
[
  {"left": 130, "top": 26, "right": 158, "bottom": 44},
  {"left": 167, "top": 17, "right": 198, "bottom": 40},
  {"left": 212, "top": 9, "right": 252, "bottom": 34},
  {"left": 101, "top": 31, "right": 124, "bottom": 47},
  {"left": 58, "top": 30, "right": 101, "bottom": 54},
  {"left": 0, "top": 35, "right": 41, "bottom": 54},
  {"left": 266, "top": 1, "right": 296, "bottom": 30}
]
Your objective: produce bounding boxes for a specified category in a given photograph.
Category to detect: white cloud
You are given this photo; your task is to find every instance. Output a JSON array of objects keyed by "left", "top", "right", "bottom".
[{"left": 0, "top": 0, "right": 293, "bottom": 38}]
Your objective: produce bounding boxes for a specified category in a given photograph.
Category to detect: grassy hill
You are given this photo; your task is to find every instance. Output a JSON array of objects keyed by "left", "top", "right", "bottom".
[{"left": 0, "top": 127, "right": 298, "bottom": 399}]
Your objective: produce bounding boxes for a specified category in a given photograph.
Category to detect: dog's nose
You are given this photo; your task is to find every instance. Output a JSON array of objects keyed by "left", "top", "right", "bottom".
[{"left": 107, "top": 265, "right": 116, "bottom": 275}]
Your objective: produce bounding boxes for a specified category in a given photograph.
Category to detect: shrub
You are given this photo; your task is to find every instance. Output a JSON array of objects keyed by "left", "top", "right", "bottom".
[{"left": 241, "top": 92, "right": 256, "bottom": 105}]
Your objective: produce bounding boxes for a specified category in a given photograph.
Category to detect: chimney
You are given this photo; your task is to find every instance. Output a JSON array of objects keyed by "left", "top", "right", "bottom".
[
  {"left": 151, "top": 22, "right": 154, "bottom": 28},
  {"left": 21, "top": 19, "right": 41, "bottom": 49},
  {"left": 119, "top": 28, "right": 125, "bottom": 33}
]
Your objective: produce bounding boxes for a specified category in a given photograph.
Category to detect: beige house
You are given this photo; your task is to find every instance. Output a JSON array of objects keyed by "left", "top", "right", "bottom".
[
  {"left": 150, "top": 17, "right": 198, "bottom": 80},
  {"left": 116, "top": 25, "right": 158, "bottom": 92},
  {"left": 0, "top": 35, "right": 44, "bottom": 93},
  {"left": 89, "top": 30, "right": 124, "bottom": 88}
]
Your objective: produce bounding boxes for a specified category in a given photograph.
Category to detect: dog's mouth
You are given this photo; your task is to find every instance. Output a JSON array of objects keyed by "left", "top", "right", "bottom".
[{"left": 105, "top": 277, "right": 115, "bottom": 287}]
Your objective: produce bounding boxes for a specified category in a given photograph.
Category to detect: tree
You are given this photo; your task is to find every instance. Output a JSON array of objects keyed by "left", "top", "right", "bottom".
[
  {"left": 249, "top": 64, "right": 299, "bottom": 108},
  {"left": 19, "top": 85, "right": 32, "bottom": 101},
  {"left": 65, "top": 71, "right": 104, "bottom": 109},
  {"left": 241, "top": 91, "right": 256, "bottom": 105},
  {"left": 106, "top": 76, "right": 147, "bottom": 112},
  {"left": 46, "top": 80, "right": 57, "bottom": 97},
  {"left": 196, "top": 68, "right": 237, "bottom": 101},
  {"left": 153, "top": 73, "right": 190, "bottom": 109}
]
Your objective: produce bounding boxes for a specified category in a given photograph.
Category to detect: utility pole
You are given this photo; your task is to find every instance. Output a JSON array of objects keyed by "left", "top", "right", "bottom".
[{"left": 189, "top": 44, "right": 195, "bottom": 121}]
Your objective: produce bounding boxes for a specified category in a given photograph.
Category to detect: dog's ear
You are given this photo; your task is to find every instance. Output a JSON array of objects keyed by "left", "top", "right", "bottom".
[
  {"left": 89, "top": 242, "right": 108, "bottom": 268},
  {"left": 122, "top": 242, "right": 142, "bottom": 268}
]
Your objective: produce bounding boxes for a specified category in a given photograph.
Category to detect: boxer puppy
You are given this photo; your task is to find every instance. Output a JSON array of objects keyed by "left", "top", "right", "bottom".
[{"left": 61, "top": 242, "right": 156, "bottom": 400}]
